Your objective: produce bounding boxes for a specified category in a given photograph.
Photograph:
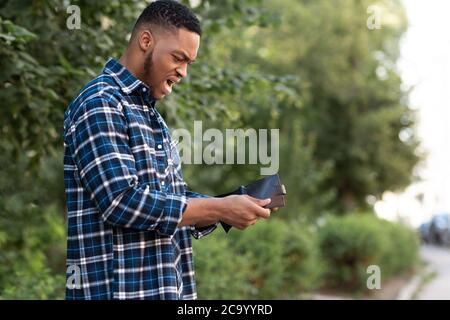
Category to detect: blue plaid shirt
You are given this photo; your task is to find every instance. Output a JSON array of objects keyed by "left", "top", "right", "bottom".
[{"left": 63, "top": 58, "right": 217, "bottom": 300}]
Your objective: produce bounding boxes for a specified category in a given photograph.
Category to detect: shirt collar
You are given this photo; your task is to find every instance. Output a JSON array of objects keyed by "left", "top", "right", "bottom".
[{"left": 103, "top": 58, "right": 155, "bottom": 103}]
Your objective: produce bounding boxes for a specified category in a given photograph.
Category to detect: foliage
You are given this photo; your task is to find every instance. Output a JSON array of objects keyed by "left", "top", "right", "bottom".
[
  {"left": 227, "top": 219, "right": 286, "bottom": 299},
  {"left": 318, "top": 213, "right": 419, "bottom": 292},
  {"left": 217, "top": 0, "right": 420, "bottom": 212},
  {"left": 194, "top": 218, "right": 326, "bottom": 299},
  {"left": 0, "top": 151, "right": 66, "bottom": 299},
  {"left": 281, "top": 221, "right": 325, "bottom": 294},
  {"left": 0, "top": 0, "right": 420, "bottom": 299},
  {"left": 192, "top": 232, "right": 254, "bottom": 299}
]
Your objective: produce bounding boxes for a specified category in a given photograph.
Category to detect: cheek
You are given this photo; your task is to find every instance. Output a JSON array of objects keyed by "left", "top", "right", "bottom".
[{"left": 152, "top": 56, "right": 174, "bottom": 82}]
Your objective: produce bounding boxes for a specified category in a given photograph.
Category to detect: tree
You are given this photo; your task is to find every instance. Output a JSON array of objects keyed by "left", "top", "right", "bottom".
[
  {"left": 220, "top": 0, "right": 420, "bottom": 212},
  {"left": 0, "top": 0, "right": 419, "bottom": 298},
  {"left": 0, "top": 0, "right": 306, "bottom": 298}
]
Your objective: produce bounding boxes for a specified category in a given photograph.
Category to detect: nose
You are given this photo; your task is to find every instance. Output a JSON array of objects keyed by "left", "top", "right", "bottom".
[{"left": 176, "top": 63, "right": 188, "bottom": 79}]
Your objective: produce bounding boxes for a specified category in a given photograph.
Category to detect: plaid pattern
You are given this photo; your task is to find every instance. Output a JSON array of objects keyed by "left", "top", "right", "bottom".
[{"left": 64, "top": 58, "right": 217, "bottom": 300}]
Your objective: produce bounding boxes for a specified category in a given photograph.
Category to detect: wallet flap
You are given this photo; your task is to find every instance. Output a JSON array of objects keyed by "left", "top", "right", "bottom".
[{"left": 216, "top": 174, "right": 286, "bottom": 233}]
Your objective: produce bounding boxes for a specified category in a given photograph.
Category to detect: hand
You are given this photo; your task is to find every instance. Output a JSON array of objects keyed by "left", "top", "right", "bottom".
[{"left": 218, "top": 195, "right": 271, "bottom": 230}]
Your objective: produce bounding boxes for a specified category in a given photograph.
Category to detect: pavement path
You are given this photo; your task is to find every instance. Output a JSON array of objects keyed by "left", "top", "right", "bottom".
[{"left": 417, "top": 245, "right": 450, "bottom": 300}]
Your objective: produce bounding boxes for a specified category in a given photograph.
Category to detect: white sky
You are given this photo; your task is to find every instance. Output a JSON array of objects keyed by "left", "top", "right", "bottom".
[{"left": 376, "top": 0, "right": 450, "bottom": 226}]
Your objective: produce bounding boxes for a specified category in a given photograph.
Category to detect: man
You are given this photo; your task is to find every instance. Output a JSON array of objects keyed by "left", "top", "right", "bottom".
[{"left": 64, "top": 0, "right": 272, "bottom": 300}]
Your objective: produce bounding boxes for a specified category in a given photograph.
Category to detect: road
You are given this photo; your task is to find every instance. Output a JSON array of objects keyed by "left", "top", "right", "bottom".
[{"left": 417, "top": 245, "right": 450, "bottom": 300}]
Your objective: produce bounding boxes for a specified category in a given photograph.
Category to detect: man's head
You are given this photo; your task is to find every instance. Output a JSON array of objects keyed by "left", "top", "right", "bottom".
[{"left": 126, "top": 0, "right": 201, "bottom": 100}]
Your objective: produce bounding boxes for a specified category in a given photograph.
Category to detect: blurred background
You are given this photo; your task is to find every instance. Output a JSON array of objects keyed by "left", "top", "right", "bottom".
[{"left": 0, "top": 0, "right": 448, "bottom": 299}]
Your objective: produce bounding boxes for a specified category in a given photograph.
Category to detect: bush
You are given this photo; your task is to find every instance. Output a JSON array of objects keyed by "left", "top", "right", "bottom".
[
  {"left": 378, "top": 219, "right": 420, "bottom": 277},
  {"left": 0, "top": 152, "right": 66, "bottom": 299},
  {"left": 227, "top": 219, "right": 286, "bottom": 299},
  {"left": 318, "top": 214, "right": 419, "bottom": 292},
  {"left": 0, "top": 268, "right": 65, "bottom": 300},
  {"left": 192, "top": 232, "right": 254, "bottom": 299},
  {"left": 281, "top": 220, "right": 325, "bottom": 296},
  {"left": 194, "top": 218, "right": 326, "bottom": 299}
]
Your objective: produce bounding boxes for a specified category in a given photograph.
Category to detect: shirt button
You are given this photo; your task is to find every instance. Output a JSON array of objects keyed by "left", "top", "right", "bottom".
[
  {"left": 157, "top": 144, "right": 162, "bottom": 149},
  {"left": 161, "top": 181, "right": 165, "bottom": 186},
  {"left": 142, "top": 87, "right": 147, "bottom": 92},
  {"left": 150, "top": 111, "right": 154, "bottom": 116}
]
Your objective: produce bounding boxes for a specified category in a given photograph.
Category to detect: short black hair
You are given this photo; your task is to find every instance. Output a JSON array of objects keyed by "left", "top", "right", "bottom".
[{"left": 133, "top": 0, "right": 201, "bottom": 36}]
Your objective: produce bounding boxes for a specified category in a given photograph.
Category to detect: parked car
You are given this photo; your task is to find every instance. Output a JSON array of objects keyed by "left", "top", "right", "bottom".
[
  {"left": 418, "top": 221, "right": 432, "bottom": 243},
  {"left": 429, "top": 213, "right": 450, "bottom": 246}
]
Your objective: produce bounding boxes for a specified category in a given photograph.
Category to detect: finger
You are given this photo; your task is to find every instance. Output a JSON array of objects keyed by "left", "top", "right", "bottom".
[
  {"left": 255, "top": 207, "right": 271, "bottom": 219},
  {"left": 247, "top": 196, "right": 271, "bottom": 207},
  {"left": 271, "top": 207, "right": 279, "bottom": 213},
  {"left": 244, "top": 200, "right": 270, "bottom": 218}
]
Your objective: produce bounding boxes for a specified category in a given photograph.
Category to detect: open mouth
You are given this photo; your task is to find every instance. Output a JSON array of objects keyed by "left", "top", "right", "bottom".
[{"left": 163, "top": 78, "right": 176, "bottom": 95}]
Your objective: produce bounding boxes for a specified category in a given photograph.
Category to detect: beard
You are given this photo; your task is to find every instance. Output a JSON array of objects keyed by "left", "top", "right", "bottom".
[{"left": 143, "top": 50, "right": 156, "bottom": 97}]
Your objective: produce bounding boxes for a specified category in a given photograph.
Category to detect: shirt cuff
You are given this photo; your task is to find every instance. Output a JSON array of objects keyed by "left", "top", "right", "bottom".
[
  {"left": 190, "top": 222, "right": 218, "bottom": 239},
  {"left": 158, "top": 193, "right": 188, "bottom": 237}
]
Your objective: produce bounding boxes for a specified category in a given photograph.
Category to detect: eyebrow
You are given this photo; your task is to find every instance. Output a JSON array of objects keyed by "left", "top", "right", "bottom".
[{"left": 173, "top": 50, "right": 196, "bottom": 64}]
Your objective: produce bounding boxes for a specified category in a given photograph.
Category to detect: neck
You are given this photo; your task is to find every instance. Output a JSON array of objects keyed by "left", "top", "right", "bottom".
[{"left": 119, "top": 49, "right": 145, "bottom": 83}]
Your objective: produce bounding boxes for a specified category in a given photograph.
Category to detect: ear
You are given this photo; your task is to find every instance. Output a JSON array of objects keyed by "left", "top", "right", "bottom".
[{"left": 137, "top": 30, "right": 154, "bottom": 52}]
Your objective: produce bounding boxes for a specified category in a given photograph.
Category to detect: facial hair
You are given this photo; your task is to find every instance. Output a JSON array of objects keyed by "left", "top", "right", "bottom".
[{"left": 143, "top": 50, "right": 155, "bottom": 97}]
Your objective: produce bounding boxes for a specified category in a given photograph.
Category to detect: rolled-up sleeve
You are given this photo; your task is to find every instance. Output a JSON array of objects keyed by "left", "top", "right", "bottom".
[
  {"left": 69, "top": 97, "right": 187, "bottom": 237},
  {"left": 185, "top": 190, "right": 218, "bottom": 239}
]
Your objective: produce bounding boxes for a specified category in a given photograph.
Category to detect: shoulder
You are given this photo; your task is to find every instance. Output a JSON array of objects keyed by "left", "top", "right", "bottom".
[{"left": 65, "top": 73, "right": 125, "bottom": 129}]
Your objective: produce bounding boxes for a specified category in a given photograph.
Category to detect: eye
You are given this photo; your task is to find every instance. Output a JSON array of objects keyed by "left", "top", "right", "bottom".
[{"left": 172, "top": 55, "right": 182, "bottom": 63}]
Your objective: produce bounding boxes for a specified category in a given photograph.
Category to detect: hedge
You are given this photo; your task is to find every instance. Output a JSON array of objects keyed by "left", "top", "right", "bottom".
[{"left": 193, "top": 214, "right": 419, "bottom": 298}]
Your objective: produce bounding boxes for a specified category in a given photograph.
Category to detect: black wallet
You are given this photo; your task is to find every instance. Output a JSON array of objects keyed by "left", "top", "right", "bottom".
[{"left": 215, "top": 174, "right": 287, "bottom": 232}]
